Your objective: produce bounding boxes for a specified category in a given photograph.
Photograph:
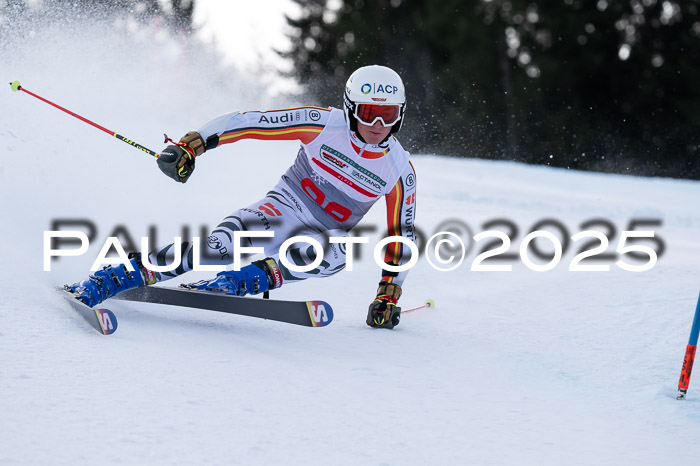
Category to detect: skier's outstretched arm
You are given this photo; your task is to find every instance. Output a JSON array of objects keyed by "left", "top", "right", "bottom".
[
  {"left": 367, "top": 160, "right": 417, "bottom": 329},
  {"left": 156, "top": 107, "right": 332, "bottom": 183}
]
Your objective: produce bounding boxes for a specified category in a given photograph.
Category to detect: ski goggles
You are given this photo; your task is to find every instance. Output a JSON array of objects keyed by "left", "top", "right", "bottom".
[{"left": 354, "top": 103, "right": 402, "bottom": 127}]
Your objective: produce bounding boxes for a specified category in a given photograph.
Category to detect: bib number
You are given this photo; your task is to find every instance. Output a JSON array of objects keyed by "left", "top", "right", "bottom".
[{"left": 301, "top": 178, "right": 352, "bottom": 223}]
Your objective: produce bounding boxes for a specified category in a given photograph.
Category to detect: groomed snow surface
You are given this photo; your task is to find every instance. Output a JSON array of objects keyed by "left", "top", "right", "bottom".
[{"left": 2, "top": 16, "right": 700, "bottom": 466}]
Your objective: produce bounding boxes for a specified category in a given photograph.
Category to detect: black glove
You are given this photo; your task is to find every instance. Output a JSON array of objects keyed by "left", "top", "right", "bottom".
[
  {"left": 366, "top": 281, "right": 402, "bottom": 329},
  {"left": 157, "top": 145, "right": 195, "bottom": 182},
  {"left": 157, "top": 131, "right": 205, "bottom": 183}
]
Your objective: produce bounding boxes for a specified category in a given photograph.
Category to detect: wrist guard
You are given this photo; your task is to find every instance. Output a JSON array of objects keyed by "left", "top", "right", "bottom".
[
  {"left": 376, "top": 281, "right": 402, "bottom": 302},
  {"left": 179, "top": 131, "right": 206, "bottom": 157}
]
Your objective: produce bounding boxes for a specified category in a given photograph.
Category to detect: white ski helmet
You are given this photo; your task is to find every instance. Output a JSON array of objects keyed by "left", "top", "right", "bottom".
[{"left": 343, "top": 65, "right": 406, "bottom": 137}]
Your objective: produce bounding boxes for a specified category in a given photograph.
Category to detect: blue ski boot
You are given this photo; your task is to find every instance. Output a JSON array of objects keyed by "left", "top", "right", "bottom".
[
  {"left": 69, "top": 255, "right": 157, "bottom": 307},
  {"left": 186, "top": 258, "right": 283, "bottom": 296}
]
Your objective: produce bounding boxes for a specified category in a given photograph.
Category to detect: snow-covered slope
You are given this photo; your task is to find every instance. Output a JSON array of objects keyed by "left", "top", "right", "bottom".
[{"left": 2, "top": 15, "right": 700, "bottom": 466}]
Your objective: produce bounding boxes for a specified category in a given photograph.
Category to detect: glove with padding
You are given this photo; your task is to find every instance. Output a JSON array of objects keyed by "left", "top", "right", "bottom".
[
  {"left": 366, "top": 281, "right": 402, "bottom": 329},
  {"left": 157, "top": 131, "right": 206, "bottom": 183}
]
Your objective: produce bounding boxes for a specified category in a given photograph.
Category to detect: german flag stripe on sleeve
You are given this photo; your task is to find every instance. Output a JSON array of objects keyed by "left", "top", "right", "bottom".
[
  {"left": 383, "top": 179, "right": 404, "bottom": 267},
  {"left": 218, "top": 125, "right": 324, "bottom": 145}
]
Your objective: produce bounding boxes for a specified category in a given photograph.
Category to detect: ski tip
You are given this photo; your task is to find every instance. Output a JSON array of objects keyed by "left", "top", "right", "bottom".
[
  {"left": 57, "top": 286, "right": 118, "bottom": 335},
  {"left": 306, "top": 301, "right": 333, "bottom": 327},
  {"left": 425, "top": 298, "right": 435, "bottom": 309},
  {"left": 95, "top": 308, "right": 118, "bottom": 335},
  {"left": 10, "top": 80, "right": 21, "bottom": 92}
]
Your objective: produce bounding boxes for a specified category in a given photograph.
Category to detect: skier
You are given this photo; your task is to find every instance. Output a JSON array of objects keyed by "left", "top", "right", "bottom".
[{"left": 68, "top": 65, "right": 417, "bottom": 328}]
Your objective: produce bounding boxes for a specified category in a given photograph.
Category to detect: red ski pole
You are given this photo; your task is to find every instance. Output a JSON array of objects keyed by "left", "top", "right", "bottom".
[
  {"left": 10, "top": 80, "right": 160, "bottom": 158},
  {"left": 677, "top": 292, "right": 700, "bottom": 400},
  {"left": 402, "top": 299, "right": 435, "bottom": 315}
]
